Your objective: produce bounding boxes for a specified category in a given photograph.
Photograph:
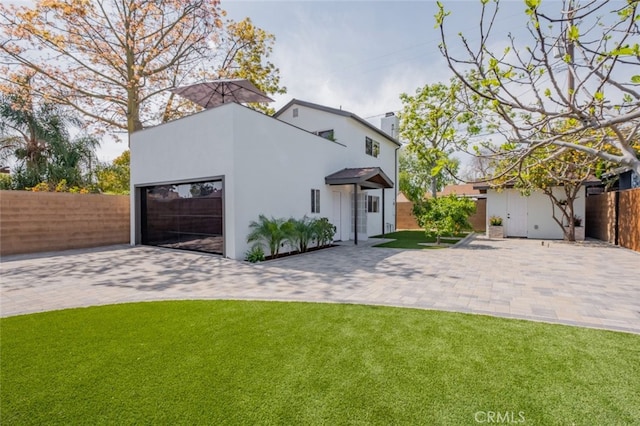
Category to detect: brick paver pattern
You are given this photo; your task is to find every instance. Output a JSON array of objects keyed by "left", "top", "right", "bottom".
[{"left": 1, "top": 236, "right": 639, "bottom": 334}]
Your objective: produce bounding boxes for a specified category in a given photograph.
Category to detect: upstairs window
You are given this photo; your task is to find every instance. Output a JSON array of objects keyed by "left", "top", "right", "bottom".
[
  {"left": 365, "top": 137, "right": 380, "bottom": 158},
  {"left": 316, "top": 129, "right": 335, "bottom": 141},
  {"left": 367, "top": 195, "right": 380, "bottom": 213},
  {"left": 293, "top": 108, "right": 299, "bottom": 118},
  {"left": 311, "top": 189, "right": 320, "bottom": 213}
]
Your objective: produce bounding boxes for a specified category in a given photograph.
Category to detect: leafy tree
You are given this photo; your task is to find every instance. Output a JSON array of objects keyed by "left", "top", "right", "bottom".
[
  {"left": 0, "top": 1, "right": 285, "bottom": 135},
  {"left": 437, "top": 0, "right": 640, "bottom": 175},
  {"left": 96, "top": 150, "right": 130, "bottom": 194},
  {"left": 0, "top": 79, "right": 98, "bottom": 189},
  {"left": 420, "top": 194, "right": 476, "bottom": 244},
  {"left": 399, "top": 80, "right": 472, "bottom": 198}
]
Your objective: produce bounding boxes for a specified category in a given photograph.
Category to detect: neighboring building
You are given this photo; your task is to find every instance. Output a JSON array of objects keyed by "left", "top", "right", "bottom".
[
  {"left": 474, "top": 184, "right": 599, "bottom": 239},
  {"left": 601, "top": 166, "right": 640, "bottom": 191},
  {"left": 130, "top": 100, "right": 400, "bottom": 259}
]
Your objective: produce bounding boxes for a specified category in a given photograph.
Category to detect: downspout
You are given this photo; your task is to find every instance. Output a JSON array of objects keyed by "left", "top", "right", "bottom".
[
  {"left": 394, "top": 145, "right": 401, "bottom": 232},
  {"left": 382, "top": 188, "right": 385, "bottom": 236}
]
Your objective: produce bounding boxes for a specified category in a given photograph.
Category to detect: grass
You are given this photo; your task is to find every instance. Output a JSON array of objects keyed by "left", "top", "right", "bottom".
[
  {"left": 1, "top": 301, "right": 638, "bottom": 425},
  {"left": 371, "top": 230, "right": 467, "bottom": 249}
]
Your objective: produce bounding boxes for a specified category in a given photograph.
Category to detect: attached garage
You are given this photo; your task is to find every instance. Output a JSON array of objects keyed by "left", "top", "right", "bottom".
[{"left": 140, "top": 179, "right": 224, "bottom": 255}]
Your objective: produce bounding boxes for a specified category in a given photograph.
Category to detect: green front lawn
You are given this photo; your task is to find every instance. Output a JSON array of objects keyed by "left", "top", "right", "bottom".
[
  {"left": 371, "top": 230, "right": 467, "bottom": 249},
  {"left": 1, "top": 301, "right": 638, "bottom": 425}
]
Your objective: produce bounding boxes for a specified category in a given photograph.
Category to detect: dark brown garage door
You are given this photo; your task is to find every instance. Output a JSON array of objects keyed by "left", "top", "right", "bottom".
[{"left": 141, "top": 180, "right": 223, "bottom": 254}]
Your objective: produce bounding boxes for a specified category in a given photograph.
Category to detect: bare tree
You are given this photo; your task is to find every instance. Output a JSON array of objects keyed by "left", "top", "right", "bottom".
[{"left": 437, "top": 0, "right": 640, "bottom": 175}]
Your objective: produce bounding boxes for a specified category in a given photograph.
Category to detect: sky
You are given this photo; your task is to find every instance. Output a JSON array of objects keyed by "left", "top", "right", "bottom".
[
  {"left": 86, "top": 0, "right": 535, "bottom": 163},
  {"left": 7, "top": 0, "right": 553, "bottom": 163}
]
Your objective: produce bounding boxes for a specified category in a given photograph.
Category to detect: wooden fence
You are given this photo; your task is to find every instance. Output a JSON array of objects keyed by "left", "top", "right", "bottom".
[
  {"left": 0, "top": 191, "right": 130, "bottom": 256},
  {"left": 586, "top": 188, "right": 640, "bottom": 253},
  {"left": 396, "top": 198, "right": 487, "bottom": 232}
]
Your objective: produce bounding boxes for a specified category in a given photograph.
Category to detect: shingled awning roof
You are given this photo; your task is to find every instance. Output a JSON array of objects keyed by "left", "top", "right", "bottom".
[{"left": 325, "top": 167, "right": 394, "bottom": 189}]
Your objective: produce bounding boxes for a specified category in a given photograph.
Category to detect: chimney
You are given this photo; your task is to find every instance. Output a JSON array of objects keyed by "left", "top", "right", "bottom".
[{"left": 380, "top": 112, "right": 399, "bottom": 139}]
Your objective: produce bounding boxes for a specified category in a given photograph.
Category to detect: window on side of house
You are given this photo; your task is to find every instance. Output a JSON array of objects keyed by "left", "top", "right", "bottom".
[
  {"left": 367, "top": 195, "right": 380, "bottom": 213},
  {"left": 317, "top": 129, "right": 334, "bottom": 140},
  {"left": 311, "top": 189, "right": 320, "bottom": 213},
  {"left": 365, "top": 137, "right": 380, "bottom": 158},
  {"left": 293, "top": 108, "right": 298, "bottom": 118}
]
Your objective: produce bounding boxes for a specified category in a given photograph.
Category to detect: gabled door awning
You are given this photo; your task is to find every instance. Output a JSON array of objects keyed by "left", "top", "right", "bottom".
[{"left": 324, "top": 167, "right": 394, "bottom": 189}]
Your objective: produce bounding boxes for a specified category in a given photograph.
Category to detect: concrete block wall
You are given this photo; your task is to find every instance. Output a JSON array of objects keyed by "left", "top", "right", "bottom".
[{"left": 1, "top": 191, "right": 129, "bottom": 256}]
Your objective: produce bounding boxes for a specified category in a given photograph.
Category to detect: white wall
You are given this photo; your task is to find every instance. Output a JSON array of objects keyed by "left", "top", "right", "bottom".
[
  {"left": 231, "top": 107, "right": 347, "bottom": 259},
  {"left": 131, "top": 101, "right": 399, "bottom": 259},
  {"left": 485, "top": 187, "right": 587, "bottom": 240},
  {"left": 278, "top": 103, "right": 399, "bottom": 237},
  {"left": 129, "top": 104, "right": 238, "bottom": 256}
]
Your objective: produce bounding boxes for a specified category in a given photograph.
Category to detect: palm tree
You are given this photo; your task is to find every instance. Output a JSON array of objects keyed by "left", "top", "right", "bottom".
[
  {"left": 0, "top": 77, "right": 98, "bottom": 189},
  {"left": 246, "top": 215, "right": 293, "bottom": 258}
]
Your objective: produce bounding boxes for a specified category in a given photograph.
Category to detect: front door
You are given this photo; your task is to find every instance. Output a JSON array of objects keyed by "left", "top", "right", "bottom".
[
  {"left": 506, "top": 190, "right": 527, "bottom": 237},
  {"left": 332, "top": 191, "right": 342, "bottom": 241}
]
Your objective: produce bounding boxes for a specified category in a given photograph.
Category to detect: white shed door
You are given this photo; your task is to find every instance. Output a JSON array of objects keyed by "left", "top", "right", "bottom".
[
  {"left": 506, "top": 190, "right": 528, "bottom": 237},
  {"left": 332, "top": 191, "right": 342, "bottom": 241}
]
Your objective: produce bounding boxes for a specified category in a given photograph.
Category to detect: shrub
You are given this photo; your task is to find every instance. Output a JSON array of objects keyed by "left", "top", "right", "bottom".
[
  {"left": 420, "top": 195, "right": 476, "bottom": 244},
  {"left": 247, "top": 215, "right": 291, "bottom": 258},
  {"left": 287, "top": 216, "right": 315, "bottom": 253},
  {"left": 489, "top": 216, "right": 503, "bottom": 226},
  {"left": 245, "top": 245, "right": 265, "bottom": 263},
  {"left": 313, "top": 217, "right": 336, "bottom": 247}
]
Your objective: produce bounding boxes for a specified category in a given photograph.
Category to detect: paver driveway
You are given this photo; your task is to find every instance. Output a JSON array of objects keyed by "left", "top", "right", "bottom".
[{"left": 1, "top": 235, "right": 639, "bottom": 333}]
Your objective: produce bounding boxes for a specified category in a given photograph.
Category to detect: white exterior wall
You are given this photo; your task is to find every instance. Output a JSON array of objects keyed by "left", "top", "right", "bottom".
[
  {"left": 131, "top": 101, "right": 399, "bottom": 259},
  {"left": 485, "top": 187, "right": 586, "bottom": 240},
  {"left": 278, "top": 104, "right": 399, "bottom": 238},
  {"left": 129, "top": 104, "right": 238, "bottom": 256},
  {"left": 230, "top": 108, "right": 346, "bottom": 259}
]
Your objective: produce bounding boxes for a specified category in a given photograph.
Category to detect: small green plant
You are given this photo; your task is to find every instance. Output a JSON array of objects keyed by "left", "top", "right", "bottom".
[
  {"left": 313, "top": 217, "right": 336, "bottom": 247},
  {"left": 245, "top": 245, "right": 265, "bottom": 263},
  {"left": 573, "top": 215, "right": 582, "bottom": 227},
  {"left": 247, "top": 215, "right": 291, "bottom": 258},
  {"left": 490, "top": 216, "right": 503, "bottom": 226},
  {"left": 287, "top": 216, "right": 315, "bottom": 253}
]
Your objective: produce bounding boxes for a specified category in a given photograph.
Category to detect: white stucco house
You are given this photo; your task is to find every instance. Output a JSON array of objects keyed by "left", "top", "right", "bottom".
[
  {"left": 129, "top": 99, "right": 400, "bottom": 259},
  {"left": 475, "top": 185, "right": 593, "bottom": 240}
]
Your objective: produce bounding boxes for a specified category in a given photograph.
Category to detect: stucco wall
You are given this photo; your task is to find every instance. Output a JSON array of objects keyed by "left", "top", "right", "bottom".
[
  {"left": 485, "top": 187, "right": 586, "bottom": 239},
  {"left": 130, "top": 102, "right": 399, "bottom": 259},
  {"left": 0, "top": 191, "right": 129, "bottom": 256}
]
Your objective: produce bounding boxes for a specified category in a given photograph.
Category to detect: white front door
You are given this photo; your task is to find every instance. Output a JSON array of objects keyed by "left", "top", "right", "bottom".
[
  {"left": 506, "top": 190, "right": 528, "bottom": 237},
  {"left": 332, "top": 191, "right": 342, "bottom": 241}
]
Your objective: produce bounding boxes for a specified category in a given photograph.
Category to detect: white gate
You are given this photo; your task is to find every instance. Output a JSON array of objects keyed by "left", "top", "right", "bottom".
[{"left": 506, "top": 190, "right": 528, "bottom": 237}]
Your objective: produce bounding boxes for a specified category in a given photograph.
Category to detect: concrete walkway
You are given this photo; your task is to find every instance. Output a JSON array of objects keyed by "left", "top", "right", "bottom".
[{"left": 2, "top": 235, "right": 639, "bottom": 334}]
